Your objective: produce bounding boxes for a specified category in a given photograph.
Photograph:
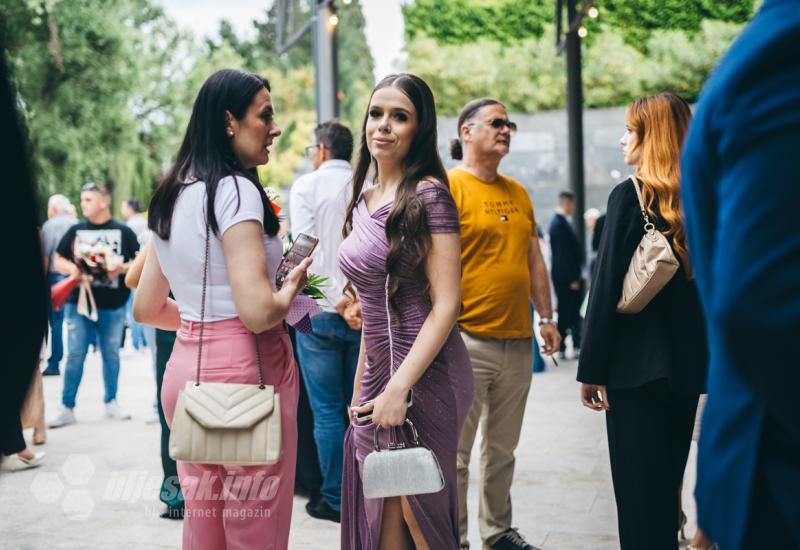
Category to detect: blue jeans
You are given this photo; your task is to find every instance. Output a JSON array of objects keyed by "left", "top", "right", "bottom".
[
  {"left": 126, "top": 291, "right": 146, "bottom": 349},
  {"left": 62, "top": 302, "right": 126, "bottom": 408},
  {"left": 294, "top": 312, "right": 360, "bottom": 510},
  {"left": 47, "top": 273, "right": 67, "bottom": 372}
]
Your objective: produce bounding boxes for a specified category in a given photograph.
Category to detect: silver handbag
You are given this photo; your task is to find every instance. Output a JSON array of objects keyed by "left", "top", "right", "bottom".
[
  {"left": 616, "top": 176, "right": 680, "bottom": 314},
  {"left": 361, "top": 275, "right": 445, "bottom": 499},
  {"left": 169, "top": 221, "right": 281, "bottom": 465},
  {"left": 362, "top": 419, "right": 445, "bottom": 499}
]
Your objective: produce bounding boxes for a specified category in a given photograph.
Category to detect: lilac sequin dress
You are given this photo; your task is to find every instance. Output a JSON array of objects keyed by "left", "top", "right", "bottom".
[{"left": 338, "top": 180, "right": 474, "bottom": 549}]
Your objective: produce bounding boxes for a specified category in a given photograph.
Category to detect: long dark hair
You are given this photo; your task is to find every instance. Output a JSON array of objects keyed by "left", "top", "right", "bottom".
[
  {"left": 148, "top": 69, "right": 279, "bottom": 239},
  {"left": 344, "top": 73, "right": 449, "bottom": 317},
  {"left": 449, "top": 97, "right": 505, "bottom": 160}
]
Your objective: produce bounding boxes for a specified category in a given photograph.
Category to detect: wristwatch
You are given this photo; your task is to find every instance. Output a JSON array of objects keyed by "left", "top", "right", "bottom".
[{"left": 538, "top": 317, "right": 555, "bottom": 326}]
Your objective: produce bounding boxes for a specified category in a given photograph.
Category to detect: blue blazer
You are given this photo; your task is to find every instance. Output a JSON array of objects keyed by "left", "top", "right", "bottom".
[{"left": 681, "top": 1, "right": 800, "bottom": 547}]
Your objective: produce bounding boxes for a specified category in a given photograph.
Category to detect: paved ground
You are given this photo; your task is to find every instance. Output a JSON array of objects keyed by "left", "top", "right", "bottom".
[{"left": 0, "top": 344, "right": 701, "bottom": 549}]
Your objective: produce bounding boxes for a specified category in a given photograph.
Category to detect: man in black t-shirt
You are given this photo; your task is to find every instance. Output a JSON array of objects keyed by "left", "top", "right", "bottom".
[{"left": 47, "top": 182, "right": 139, "bottom": 428}]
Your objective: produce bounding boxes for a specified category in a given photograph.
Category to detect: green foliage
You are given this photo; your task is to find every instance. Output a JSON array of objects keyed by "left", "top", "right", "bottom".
[
  {"left": 1, "top": 0, "right": 375, "bottom": 212},
  {"left": 599, "top": 0, "right": 754, "bottom": 46},
  {"left": 208, "top": 0, "right": 375, "bottom": 188},
  {"left": 405, "top": 30, "right": 564, "bottom": 114},
  {"left": 211, "top": 0, "right": 374, "bottom": 130},
  {"left": 402, "top": 0, "right": 754, "bottom": 47},
  {"left": 403, "top": 0, "right": 550, "bottom": 44},
  {"left": 2, "top": 0, "right": 152, "bottom": 207},
  {"left": 405, "top": 20, "right": 747, "bottom": 114}
]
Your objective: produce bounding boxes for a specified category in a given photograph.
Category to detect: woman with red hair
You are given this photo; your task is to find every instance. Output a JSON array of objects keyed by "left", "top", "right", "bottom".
[{"left": 577, "top": 93, "right": 709, "bottom": 550}]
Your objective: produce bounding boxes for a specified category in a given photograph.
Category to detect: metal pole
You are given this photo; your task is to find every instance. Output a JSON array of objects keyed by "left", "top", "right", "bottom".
[
  {"left": 565, "top": 0, "right": 586, "bottom": 253},
  {"left": 312, "top": 0, "right": 339, "bottom": 124}
]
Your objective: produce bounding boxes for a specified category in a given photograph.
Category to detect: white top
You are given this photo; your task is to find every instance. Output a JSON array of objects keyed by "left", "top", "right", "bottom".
[
  {"left": 152, "top": 176, "right": 283, "bottom": 322},
  {"left": 289, "top": 159, "right": 353, "bottom": 312},
  {"left": 126, "top": 213, "right": 148, "bottom": 239}
]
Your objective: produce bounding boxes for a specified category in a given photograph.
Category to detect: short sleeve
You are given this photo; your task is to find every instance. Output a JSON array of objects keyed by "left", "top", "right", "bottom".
[
  {"left": 417, "top": 180, "right": 460, "bottom": 234},
  {"left": 215, "top": 176, "right": 265, "bottom": 236},
  {"left": 122, "top": 225, "right": 140, "bottom": 260},
  {"left": 56, "top": 225, "right": 76, "bottom": 261}
]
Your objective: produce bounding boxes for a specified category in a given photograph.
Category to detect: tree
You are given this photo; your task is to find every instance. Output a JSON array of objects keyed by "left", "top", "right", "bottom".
[
  {"left": 212, "top": 0, "right": 374, "bottom": 129},
  {"left": 0, "top": 0, "right": 200, "bottom": 211},
  {"left": 402, "top": 0, "right": 754, "bottom": 48},
  {"left": 1, "top": 0, "right": 375, "bottom": 208},
  {"left": 403, "top": 0, "right": 754, "bottom": 112},
  {"left": 599, "top": 0, "right": 754, "bottom": 46},
  {"left": 403, "top": 0, "right": 550, "bottom": 44}
]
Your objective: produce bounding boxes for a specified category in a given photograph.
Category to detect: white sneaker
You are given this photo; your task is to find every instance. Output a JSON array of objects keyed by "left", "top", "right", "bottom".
[
  {"left": 144, "top": 409, "right": 160, "bottom": 424},
  {"left": 12, "top": 451, "right": 46, "bottom": 471},
  {"left": 47, "top": 406, "right": 76, "bottom": 428},
  {"left": 105, "top": 400, "right": 132, "bottom": 420}
]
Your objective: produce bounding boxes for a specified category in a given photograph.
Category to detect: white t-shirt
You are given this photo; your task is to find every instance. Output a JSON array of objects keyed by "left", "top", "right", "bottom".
[{"left": 152, "top": 176, "right": 283, "bottom": 322}]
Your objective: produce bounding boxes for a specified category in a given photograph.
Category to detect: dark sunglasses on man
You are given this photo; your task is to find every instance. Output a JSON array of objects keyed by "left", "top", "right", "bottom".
[{"left": 469, "top": 118, "right": 518, "bottom": 133}]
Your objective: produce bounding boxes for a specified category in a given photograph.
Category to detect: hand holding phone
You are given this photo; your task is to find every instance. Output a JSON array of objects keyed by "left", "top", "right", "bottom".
[{"left": 276, "top": 233, "right": 318, "bottom": 290}]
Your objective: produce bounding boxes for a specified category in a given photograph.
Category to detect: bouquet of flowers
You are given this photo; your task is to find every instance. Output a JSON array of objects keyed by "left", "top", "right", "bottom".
[
  {"left": 287, "top": 273, "right": 329, "bottom": 333},
  {"left": 51, "top": 240, "right": 121, "bottom": 313},
  {"left": 74, "top": 241, "right": 123, "bottom": 281}
]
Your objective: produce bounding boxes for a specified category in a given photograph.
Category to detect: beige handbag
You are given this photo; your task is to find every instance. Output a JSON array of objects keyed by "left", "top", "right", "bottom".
[
  {"left": 616, "top": 176, "right": 680, "bottom": 314},
  {"left": 169, "top": 223, "right": 282, "bottom": 465}
]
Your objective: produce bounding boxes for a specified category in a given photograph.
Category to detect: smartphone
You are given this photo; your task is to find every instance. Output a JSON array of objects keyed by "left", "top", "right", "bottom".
[
  {"left": 276, "top": 233, "right": 319, "bottom": 289},
  {"left": 355, "top": 390, "right": 414, "bottom": 421}
]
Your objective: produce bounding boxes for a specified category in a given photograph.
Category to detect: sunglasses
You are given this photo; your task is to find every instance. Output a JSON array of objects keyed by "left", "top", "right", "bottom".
[
  {"left": 470, "top": 118, "right": 518, "bottom": 133},
  {"left": 81, "top": 181, "right": 109, "bottom": 196}
]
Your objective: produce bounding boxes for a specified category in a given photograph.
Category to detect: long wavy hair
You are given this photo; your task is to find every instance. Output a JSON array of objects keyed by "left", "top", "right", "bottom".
[
  {"left": 343, "top": 74, "right": 449, "bottom": 317},
  {"left": 626, "top": 93, "right": 692, "bottom": 275},
  {"left": 148, "top": 69, "right": 279, "bottom": 240}
]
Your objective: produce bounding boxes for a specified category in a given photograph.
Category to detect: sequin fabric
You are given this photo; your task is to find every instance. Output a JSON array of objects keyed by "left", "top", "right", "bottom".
[{"left": 338, "top": 180, "right": 474, "bottom": 549}]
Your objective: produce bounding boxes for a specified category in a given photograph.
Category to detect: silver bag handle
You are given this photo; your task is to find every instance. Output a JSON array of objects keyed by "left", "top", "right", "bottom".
[{"left": 373, "top": 418, "right": 421, "bottom": 451}]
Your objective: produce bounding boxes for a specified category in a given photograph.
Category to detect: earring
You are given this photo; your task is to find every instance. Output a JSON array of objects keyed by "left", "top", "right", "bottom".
[{"left": 227, "top": 130, "right": 234, "bottom": 136}]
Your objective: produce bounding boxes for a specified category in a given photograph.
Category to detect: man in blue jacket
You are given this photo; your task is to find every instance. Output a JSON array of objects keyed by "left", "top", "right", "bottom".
[{"left": 681, "top": 1, "right": 800, "bottom": 548}]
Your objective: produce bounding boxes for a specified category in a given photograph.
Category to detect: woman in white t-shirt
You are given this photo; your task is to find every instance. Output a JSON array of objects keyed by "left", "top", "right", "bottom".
[{"left": 134, "top": 69, "right": 310, "bottom": 550}]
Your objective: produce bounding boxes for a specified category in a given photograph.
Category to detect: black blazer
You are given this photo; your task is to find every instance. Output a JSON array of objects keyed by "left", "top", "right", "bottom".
[
  {"left": 548, "top": 213, "right": 583, "bottom": 285},
  {"left": 577, "top": 179, "right": 707, "bottom": 393}
]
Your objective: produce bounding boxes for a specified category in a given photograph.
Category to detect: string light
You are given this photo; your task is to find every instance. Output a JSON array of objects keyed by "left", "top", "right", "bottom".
[
  {"left": 578, "top": 26, "right": 588, "bottom": 38},
  {"left": 588, "top": 6, "right": 599, "bottom": 18},
  {"left": 329, "top": 14, "right": 339, "bottom": 26}
]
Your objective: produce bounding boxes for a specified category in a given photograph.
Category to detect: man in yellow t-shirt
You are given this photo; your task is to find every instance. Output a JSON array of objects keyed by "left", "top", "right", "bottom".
[{"left": 448, "top": 98, "right": 560, "bottom": 550}]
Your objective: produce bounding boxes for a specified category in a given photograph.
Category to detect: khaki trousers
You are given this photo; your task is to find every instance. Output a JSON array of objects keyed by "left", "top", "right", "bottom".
[{"left": 457, "top": 331, "right": 533, "bottom": 547}]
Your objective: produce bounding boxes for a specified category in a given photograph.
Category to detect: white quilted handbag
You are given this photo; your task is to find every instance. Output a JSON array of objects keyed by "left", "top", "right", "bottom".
[{"left": 169, "top": 222, "right": 281, "bottom": 465}]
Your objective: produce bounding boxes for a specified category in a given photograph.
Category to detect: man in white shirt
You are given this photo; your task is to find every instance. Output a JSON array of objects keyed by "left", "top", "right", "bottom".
[
  {"left": 290, "top": 121, "right": 361, "bottom": 523},
  {"left": 121, "top": 198, "right": 147, "bottom": 240}
]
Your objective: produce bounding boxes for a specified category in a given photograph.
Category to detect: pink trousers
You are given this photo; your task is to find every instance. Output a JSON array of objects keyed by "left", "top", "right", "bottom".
[{"left": 162, "top": 317, "right": 299, "bottom": 550}]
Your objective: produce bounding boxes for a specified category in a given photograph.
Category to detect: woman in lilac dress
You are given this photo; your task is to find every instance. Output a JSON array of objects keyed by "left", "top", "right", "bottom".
[{"left": 339, "top": 74, "right": 474, "bottom": 549}]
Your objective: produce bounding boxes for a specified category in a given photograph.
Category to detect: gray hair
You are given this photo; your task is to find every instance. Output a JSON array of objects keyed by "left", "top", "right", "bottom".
[{"left": 48, "top": 194, "right": 72, "bottom": 214}]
